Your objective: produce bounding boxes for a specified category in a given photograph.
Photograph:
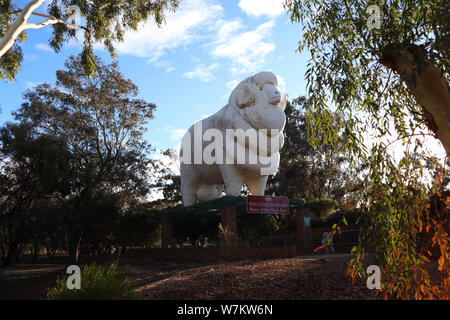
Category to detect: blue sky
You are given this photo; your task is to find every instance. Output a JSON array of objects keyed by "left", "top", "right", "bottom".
[{"left": 0, "top": 0, "right": 309, "bottom": 156}]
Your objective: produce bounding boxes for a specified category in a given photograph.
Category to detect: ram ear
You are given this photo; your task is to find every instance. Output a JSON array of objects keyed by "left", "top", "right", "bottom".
[{"left": 236, "top": 84, "right": 255, "bottom": 108}]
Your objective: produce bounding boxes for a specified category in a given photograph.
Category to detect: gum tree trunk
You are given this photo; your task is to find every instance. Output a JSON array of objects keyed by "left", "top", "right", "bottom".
[
  {"left": 68, "top": 233, "right": 82, "bottom": 264},
  {"left": 380, "top": 44, "right": 450, "bottom": 155}
]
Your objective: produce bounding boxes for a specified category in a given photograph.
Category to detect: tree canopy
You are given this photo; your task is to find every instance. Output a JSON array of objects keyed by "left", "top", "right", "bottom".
[
  {"left": 0, "top": 55, "right": 160, "bottom": 264},
  {"left": 0, "top": 0, "right": 179, "bottom": 79},
  {"left": 267, "top": 97, "right": 365, "bottom": 205},
  {"left": 284, "top": 0, "right": 449, "bottom": 156},
  {"left": 284, "top": 0, "right": 449, "bottom": 299}
]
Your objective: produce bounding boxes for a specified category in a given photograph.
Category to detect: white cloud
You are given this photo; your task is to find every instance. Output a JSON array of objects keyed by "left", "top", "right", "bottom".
[
  {"left": 214, "top": 19, "right": 244, "bottom": 43},
  {"left": 35, "top": 43, "right": 53, "bottom": 52},
  {"left": 169, "top": 128, "right": 187, "bottom": 142},
  {"left": 152, "top": 60, "right": 176, "bottom": 72},
  {"left": 25, "top": 81, "right": 38, "bottom": 89},
  {"left": 162, "top": 126, "right": 187, "bottom": 143},
  {"left": 115, "top": 0, "right": 223, "bottom": 62},
  {"left": 184, "top": 63, "right": 219, "bottom": 82},
  {"left": 23, "top": 54, "right": 38, "bottom": 61},
  {"left": 211, "top": 20, "right": 276, "bottom": 75},
  {"left": 95, "top": 0, "right": 278, "bottom": 76},
  {"left": 226, "top": 79, "right": 240, "bottom": 89},
  {"left": 238, "top": 0, "right": 286, "bottom": 18}
]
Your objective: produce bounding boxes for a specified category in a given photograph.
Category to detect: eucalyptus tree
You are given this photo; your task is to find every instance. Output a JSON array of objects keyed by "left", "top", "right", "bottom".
[
  {"left": 12, "top": 55, "right": 157, "bottom": 262},
  {"left": 284, "top": 0, "right": 449, "bottom": 155},
  {"left": 0, "top": 0, "right": 179, "bottom": 79},
  {"left": 0, "top": 124, "right": 72, "bottom": 265},
  {"left": 284, "top": 0, "right": 449, "bottom": 298},
  {"left": 267, "top": 97, "right": 365, "bottom": 205}
]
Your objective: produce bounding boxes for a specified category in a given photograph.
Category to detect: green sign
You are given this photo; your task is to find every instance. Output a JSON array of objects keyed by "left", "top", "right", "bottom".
[{"left": 304, "top": 217, "right": 311, "bottom": 227}]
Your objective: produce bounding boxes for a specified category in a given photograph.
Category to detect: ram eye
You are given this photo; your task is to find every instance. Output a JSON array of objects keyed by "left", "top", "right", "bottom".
[{"left": 260, "top": 88, "right": 263, "bottom": 90}]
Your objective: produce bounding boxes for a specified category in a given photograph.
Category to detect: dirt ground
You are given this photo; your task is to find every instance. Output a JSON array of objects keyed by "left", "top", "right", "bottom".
[
  {"left": 0, "top": 263, "right": 65, "bottom": 299},
  {"left": 128, "top": 254, "right": 379, "bottom": 300},
  {"left": 0, "top": 254, "right": 380, "bottom": 300}
]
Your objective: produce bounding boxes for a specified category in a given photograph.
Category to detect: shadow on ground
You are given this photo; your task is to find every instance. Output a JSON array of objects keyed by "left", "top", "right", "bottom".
[{"left": 0, "top": 254, "right": 380, "bottom": 300}]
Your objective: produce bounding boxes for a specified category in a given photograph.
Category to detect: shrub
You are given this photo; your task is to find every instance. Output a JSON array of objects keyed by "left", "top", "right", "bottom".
[
  {"left": 311, "top": 209, "right": 362, "bottom": 228},
  {"left": 308, "top": 198, "right": 339, "bottom": 218},
  {"left": 47, "top": 262, "right": 137, "bottom": 300}
]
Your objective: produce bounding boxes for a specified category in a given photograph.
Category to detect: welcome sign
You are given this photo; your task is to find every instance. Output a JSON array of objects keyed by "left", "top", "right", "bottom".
[{"left": 247, "top": 196, "right": 289, "bottom": 214}]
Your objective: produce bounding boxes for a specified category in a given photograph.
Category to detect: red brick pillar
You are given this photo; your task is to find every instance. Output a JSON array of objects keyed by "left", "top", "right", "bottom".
[
  {"left": 296, "top": 207, "right": 312, "bottom": 255},
  {"left": 161, "top": 217, "right": 173, "bottom": 248},
  {"left": 220, "top": 205, "right": 238, "bottom": 247}
]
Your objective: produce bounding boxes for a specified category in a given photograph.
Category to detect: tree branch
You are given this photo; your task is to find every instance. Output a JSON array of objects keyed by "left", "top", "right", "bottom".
[
  {"left": 383, "top": 132, "right": 435, "bottom": 150},
  {"left": 25, "top": 13, "right": 79, "bottom": 30},
  {"left": 0, "top": 0, "right": 79, "bottom": 58},
  {"left": 0, "top": 0, "right": 46, "bottom": 58}
]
